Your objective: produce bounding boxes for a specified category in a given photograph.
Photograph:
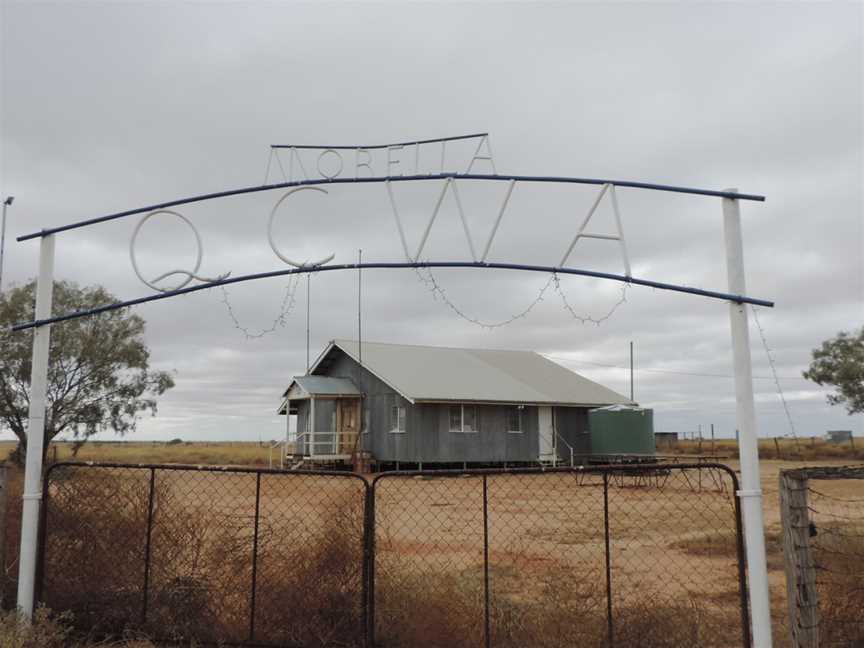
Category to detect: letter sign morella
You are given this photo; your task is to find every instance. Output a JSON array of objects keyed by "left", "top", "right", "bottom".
[{"left": 271, "top": 133, "right": 497, "bottom": 182}]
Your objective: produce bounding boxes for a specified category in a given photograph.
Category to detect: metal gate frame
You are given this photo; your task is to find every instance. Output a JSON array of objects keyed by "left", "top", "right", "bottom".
[
  {"left": 37, "top": 462, "right": 370, "bottom": 647},
  {"left": 37, "top": 461, "right": 750, "bottom": 648},
  {"left": 368, "top": 462, "right": 751, "bottom": 648}
]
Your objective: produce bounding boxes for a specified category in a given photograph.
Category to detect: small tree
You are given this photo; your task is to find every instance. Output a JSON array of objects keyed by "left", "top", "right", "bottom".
[
  {"left": 0, "top": 280, "right": 175, "bottom": 461},
  {"left": 803, "top": 326, "right": 864, "bottom": 415}
]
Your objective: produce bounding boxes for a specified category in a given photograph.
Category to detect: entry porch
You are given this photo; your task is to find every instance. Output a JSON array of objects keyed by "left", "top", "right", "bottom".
[{"left": 278, "top": 376, "right": 362, "bottom": 462}]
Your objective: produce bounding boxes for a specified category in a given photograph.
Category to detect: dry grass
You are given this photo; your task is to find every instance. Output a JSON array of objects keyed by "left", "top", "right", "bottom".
[
  {"left": 0, "top": 435, "right": 854, "bottom": 469},
  {"left": 32, "top": 466, "right": 367, "bottom": 647},
  {"left": 813, "top": 533, "right": 864, "bottom": 646},
  {"left": 375, "top": 570, "right": 743, "bottom": 648},
  {"left": 0, "top": 608, "right": 158, "bottom": 647},
  {"left": 672, "top": 529, "right": 783, "bottom": 560},
  {"left": 0, "top": 452, "right": 860, "bottom": 646},
  {"left": 0, "top": 440, "right": 282, "bottom": 467},
  {"left": 671, "top": 437, "right": 863, "bottom": 462}
]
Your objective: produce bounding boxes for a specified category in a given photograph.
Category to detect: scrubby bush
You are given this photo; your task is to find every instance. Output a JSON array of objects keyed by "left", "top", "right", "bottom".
[{"left": 0, "top": 608, "right": 71, "bottom": 648}]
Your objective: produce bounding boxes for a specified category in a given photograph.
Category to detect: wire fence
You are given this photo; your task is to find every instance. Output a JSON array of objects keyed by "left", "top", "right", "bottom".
[
  {"left": 37, "top": 462, "right": 750, "bottom": 648},
  {"left": 779, "top": 465, "right": 864, "bottom": 648},
  {"left": 38, "top": 464, "right": 369, "bottom": 646}
]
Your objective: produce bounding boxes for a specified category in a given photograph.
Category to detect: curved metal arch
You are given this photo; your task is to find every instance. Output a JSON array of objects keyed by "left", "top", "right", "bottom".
[
  {"left": 11, "top": 260, "right": 774, "bottom": 331},
  {"left": 17, "top": 173, "right": 766, "bottom": 243}
]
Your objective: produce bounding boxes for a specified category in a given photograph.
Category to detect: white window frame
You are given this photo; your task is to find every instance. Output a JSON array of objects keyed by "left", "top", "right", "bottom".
[
  {"left": 507, "top": 405, "right": 524, "bottom": 434},
  {"left": 389, "top": 404, "right": 406, "bottom": 434},
  {"left": 450, "top": 404, "right": 479, "bottom": 434}
]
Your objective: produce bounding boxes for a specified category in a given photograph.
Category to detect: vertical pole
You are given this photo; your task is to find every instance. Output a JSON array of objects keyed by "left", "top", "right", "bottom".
[
  {"left": 358, "top": 249, "right": 362, "bottom": 367},
  {"left": 306, "top": 274, "right": 311, "bottom": 374},
  {"left": 723, "top": 191, "right": 773, "bottom": 648},
  {"left": 34, "top": 466, "right": 52, "bottom": 606},
  {"left": 141, "top": 468, "right": 156, "bottom": 625},
  {"left": 482, "top": 475, "right": 491, "bottom": 648},
  {"left": 16, "top": 234, "right": 55, "bottom": 617},
  {"left": 0, "top": 197, "right": 12, "bottom": 292},
  {"left": 249, "top": 472, "right": 262, "bottom": 641},
  {"left": 285, "top": 397, "right": 291, "bottom": 464},
  {"left": 0, "top": 463, "right": 7, "bottom": 601},
  {"left": 779, "top": 473, "right": 819, "bottom": 647},
  {"left": 629, "top": 341, "right": 634, "bottom": 402},
  {"left": 603, "top": 472, "right": 613, "bottom": 647},
  {"left": 310, "top": 396, "right": 316, "bottom": 457},
  {"left": 366, "top": 483, "right": 376, "bottom": 648},
  {"left": 732, "top": 470, "right": 754, "bottom": 648}
]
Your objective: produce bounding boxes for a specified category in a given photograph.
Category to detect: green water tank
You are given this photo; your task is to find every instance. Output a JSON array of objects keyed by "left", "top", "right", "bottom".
[{"left": 588, "top": 406, "right": 655, "bottom": 455}]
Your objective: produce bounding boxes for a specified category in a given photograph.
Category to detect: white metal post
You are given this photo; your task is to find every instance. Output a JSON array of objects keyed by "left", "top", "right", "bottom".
[
  {"left": 16, "top": 234, "right": 55, "bottom": 617},
  {"left": 723, "top": 191, "right": 773, "bottom": 648},
  {"left": 309, "top": 396, "right": 316, "bottom": 457}
]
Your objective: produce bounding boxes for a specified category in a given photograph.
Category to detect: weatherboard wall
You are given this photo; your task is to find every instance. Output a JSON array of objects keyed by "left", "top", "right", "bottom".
[{"left": 313, "top": 348, "right": 610, "bottom": 463}]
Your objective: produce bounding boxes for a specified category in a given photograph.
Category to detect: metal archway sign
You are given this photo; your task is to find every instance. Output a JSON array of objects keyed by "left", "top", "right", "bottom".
[{"left": 12, "top": 132, "right": 774, "bottom": 647}]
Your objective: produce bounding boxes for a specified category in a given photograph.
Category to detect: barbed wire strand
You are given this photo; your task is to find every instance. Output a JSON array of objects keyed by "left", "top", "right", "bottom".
[
  {"left": 751, "top": 305, "right": 800, "bottom": 443},
  {"left": 809, "top": 488, "right": 864, "bottom": 504}
]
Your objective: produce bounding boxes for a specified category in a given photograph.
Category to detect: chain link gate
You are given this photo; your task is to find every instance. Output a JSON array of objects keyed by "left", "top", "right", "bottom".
[
  {"left": 38, "top": 463, "right": 369, "bottom": 647},
  {"left": 37, "top": 462, "right": 749, "bottom": 647},
  {"left": 370, "top": 464, "right": 750, "bottom": 648}
]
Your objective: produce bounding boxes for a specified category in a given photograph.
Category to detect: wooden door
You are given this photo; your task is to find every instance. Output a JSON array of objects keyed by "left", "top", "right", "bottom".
[{"left": 337, "top": 399, "right": 360, "bottom": 454}]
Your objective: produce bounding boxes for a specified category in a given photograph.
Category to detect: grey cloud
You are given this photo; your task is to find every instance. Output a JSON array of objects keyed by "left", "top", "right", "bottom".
[{"left": 1, "top": 1, "right": 861, "bottom": 444}]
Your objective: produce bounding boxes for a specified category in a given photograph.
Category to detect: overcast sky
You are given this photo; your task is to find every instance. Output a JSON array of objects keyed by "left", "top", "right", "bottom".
[{"left": 1, "top": 1, "right": 861, "bottom": 444}]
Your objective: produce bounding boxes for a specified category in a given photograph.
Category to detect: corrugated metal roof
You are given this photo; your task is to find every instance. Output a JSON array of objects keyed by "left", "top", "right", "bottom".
[
  {"left": 321, "top": 339, "right": 632, "bottom": 407},
  {"left": 289, "top": 375, "right": 361, "bottom": 397}
]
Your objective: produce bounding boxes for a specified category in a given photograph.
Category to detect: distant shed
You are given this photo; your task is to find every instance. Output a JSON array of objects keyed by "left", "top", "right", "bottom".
[
  {"left": 654, "top": 432, "right": 679, "bottom": 450},
  {"left": 825, "top": 430, "right": 853, "bottom": 444},
  {"left": 588, "top": 406, "right": 655, "bottom": 455}
]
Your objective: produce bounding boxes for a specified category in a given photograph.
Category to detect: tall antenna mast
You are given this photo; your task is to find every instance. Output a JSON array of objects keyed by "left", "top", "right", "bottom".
[{"left": 358, "top": 249, "right": 363, "bottom": 366}]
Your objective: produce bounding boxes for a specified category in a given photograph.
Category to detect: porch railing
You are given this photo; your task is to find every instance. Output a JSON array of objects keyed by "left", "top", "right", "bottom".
[
  {"left": 296, "top": 431, "right": 358, "bottom": 458},
  {"left": 538, "top": 429, "right": 577, "bottom": 467}
]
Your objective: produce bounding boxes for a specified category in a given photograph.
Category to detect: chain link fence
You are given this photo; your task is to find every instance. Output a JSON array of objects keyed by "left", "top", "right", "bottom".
[
  {"left": 37, "top": 462, "right": 749, "bottom": 647},
  {"left": 372, "top": 464, "right": 749, "bottom": 648},
  {"left": 39, "top": 463, "right": 369, "bottom": 646},
  {"left": 779, "top": 465, "right": 864, "bottom": 648}
]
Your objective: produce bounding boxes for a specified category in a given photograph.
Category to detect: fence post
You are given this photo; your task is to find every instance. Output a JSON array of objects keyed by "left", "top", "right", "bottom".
[
  {"left": 603, "top": 472, "right": 613, "bottom": 647},
  {"left": 366, "top": 481, "right": 377, "bottom": 648},
  {"left": 141, "top": 468, "right": 156, "bottom": 625},
  {"left": 249, "top": 472, "right": 262, "bottom": 641},
  {"left": 360, "top": 482, "right": 371, "bottom": 648},
  {"left": 16, "top": 234, "right": 55, "bottom": 618},
  {"left": 779, "top": 472, "right": 819, "bottom": 647},
  {"left": 0, "top": 463, "right": 6, "bottom": 605},
  {"left": 482, "top": 474, "right": 491, "bottom": 648}
]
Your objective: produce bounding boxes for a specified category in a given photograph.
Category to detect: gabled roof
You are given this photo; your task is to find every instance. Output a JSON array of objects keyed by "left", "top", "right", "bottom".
[
  {"left": 277, "top": 375, "right": 361, "bottom": 414},
  {"left": 310, "top": 339, "right": 633, "bottom": 408},
  {"left": 286, "top": 375, "right": 361, "bottom": 398}
]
